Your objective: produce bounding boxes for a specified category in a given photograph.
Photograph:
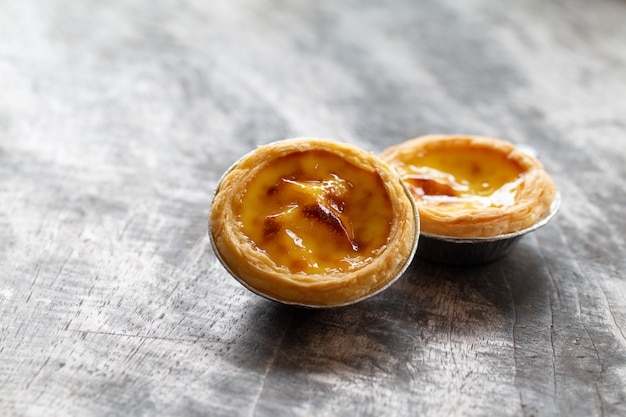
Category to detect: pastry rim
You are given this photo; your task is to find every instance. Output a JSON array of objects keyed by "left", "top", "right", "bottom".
[
  {"left": 210, "top": 138, "right": 419, "bottom": 307},
  {"left": 380, "top": 134, "right": 557, "bottom": 239}
]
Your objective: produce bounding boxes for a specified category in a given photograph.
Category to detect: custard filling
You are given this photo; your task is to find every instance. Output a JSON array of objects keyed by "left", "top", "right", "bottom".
[
  {"left": 391, "top": 147, "right": 524, "bottom": 211},
  {"left": 237, "top": 150, "right": 393, "bottom": 274}
]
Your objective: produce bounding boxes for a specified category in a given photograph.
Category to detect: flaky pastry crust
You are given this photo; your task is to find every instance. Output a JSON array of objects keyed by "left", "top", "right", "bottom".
[
  {"left": 380, "top": 135, "right": 556, "bottom": 238},
  {"left": 210, "top": 138, "right": 418, "bottom": 307}
]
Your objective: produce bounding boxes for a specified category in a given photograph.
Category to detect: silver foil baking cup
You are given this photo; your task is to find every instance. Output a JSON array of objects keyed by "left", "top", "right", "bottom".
[{"left": 416, "top": 191, "right": 561, "bottom": 266}]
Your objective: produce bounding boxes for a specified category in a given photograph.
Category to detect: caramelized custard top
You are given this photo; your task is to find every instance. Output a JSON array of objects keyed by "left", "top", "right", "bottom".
[
  {"left": 391, "top": 147, "right": 524, "bottom": 210},
  {"left": 237, "top": 150, "right": 393, "bottom": 274}
]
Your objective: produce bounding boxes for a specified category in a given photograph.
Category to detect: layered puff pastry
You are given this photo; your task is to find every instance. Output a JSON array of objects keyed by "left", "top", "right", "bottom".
[
  {"left": 380, "top": 135, "right": 556, "bottom": 239},
  {"left": 210, "top": 138, "right": 418, "bottom": 307}
]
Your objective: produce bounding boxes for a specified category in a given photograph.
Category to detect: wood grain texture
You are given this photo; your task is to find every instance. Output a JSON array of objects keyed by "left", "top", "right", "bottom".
[{"left": 1, "top": 0, "right": 626, "bottom": 416}]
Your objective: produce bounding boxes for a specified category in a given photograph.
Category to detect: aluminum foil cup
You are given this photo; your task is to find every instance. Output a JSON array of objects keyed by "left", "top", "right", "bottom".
[{"left": 416, "top": 191, "right": 561, "bottom": 266}]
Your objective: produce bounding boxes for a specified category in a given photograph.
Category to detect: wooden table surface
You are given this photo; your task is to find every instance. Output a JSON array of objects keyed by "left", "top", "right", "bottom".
[{"left": 2, "top": 0, "right": 626, "bottom": 416}]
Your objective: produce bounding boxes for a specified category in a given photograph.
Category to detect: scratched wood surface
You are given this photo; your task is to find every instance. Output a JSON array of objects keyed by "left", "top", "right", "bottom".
[{"left": 1, "top": 0, "right": 626, "bottom": 416}]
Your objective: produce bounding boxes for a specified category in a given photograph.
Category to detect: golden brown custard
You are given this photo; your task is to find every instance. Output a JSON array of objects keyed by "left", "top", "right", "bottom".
[
  {"left": 210, "top": 139, "right": 418, "bottom": 307},
  {"left": 238, "top": 150, "right": 393, "bottom": 275},
  {"left": 381, "top": 135, "right": 556, "bottom": 238},
  {"left": 397, "top": 147, "right": 525, "bottom": 211}
]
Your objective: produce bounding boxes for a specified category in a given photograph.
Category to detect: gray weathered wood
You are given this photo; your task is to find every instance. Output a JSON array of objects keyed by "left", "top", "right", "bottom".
[{"left": 1, "top": 0, "right": 626, "bottom": 416}]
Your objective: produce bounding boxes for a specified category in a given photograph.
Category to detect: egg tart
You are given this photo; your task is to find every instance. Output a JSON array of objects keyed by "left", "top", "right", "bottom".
[
  {"left": 380, "top": 135, "right": 556, "bottom": 239},
  {"left": 210, "top": 138, "right": 419, "bottom": 307}
]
